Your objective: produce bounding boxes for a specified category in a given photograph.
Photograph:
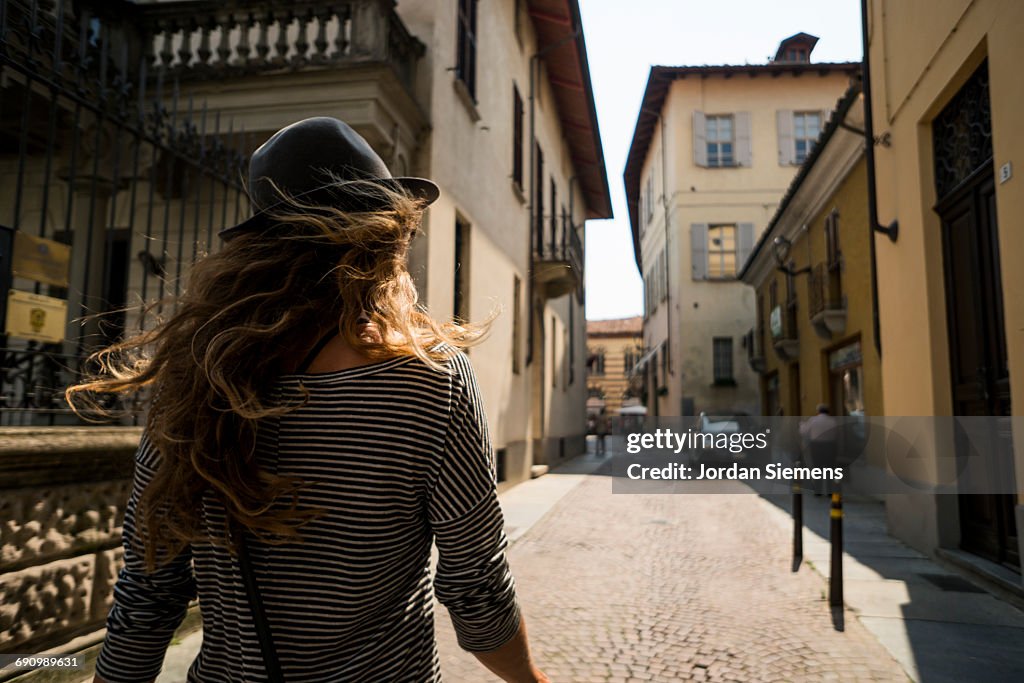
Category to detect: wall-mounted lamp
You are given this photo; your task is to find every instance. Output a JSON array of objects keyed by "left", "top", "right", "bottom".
[{"left": 772, "top": 236, "right": 810, "bottom": 276}]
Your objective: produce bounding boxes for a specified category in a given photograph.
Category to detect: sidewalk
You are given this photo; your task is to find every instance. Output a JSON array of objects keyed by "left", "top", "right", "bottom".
[
  {"left": 149, "top": 440, "right": 1024, "bottom": 682},
  {"left": 761, "top": 492, "right": 1024, "bottom": 682}
]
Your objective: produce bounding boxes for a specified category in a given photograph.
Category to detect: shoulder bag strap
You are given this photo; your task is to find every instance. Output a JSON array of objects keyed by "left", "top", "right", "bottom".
[
  {"left": 296, "top": 329, "right": 340, "bottom": 374},
  {"left": 237, "top": 530, "right": 285, "bottom": 683},
  {"left": 235, "top": 329, "right": 339, "bottom": 681}
]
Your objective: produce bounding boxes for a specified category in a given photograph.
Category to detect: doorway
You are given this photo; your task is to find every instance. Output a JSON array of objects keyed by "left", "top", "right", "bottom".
[{"left": 934, "top": 60, "right": 1018, "bottom": 570}]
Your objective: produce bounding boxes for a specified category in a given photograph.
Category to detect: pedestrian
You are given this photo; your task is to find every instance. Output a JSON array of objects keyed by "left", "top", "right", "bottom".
[
  {"left": 596, "top": 409, "right": 610, "bottom": 455},
  {"left": 68, "top": 117, "right": 548, "bottom": 683},
  {"left": 799, "top": 403, "right": 840, "bottom": 495}
]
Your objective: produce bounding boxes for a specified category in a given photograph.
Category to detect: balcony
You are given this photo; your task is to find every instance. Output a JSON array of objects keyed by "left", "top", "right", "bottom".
[
  {"left": 136, "top": 0, "right": 427, "bottom": 154},
  {"left": 808, "top": 262, "right": 846, "bottom": 339},
  {"left": 534, "top": 216, "right": 583, "bottom": 299},
  {"left": 770, "top": 300, "right": 800, "bottom": 362}
]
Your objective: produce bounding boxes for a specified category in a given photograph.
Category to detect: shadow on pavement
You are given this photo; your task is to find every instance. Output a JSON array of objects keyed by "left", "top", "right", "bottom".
[{"left": 761, "top": 492, "right": 1024, "bottom": 683}]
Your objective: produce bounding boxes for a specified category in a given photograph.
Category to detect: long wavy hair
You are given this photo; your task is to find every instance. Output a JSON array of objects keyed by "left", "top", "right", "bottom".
[{"left": 68, "top": 180, "right": 485, "bottom": 569}]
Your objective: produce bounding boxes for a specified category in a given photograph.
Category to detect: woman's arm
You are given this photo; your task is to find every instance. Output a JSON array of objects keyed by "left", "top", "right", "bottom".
[
  {"left": 428, "top": 354, "right": 547, "bottom": 683},
  {"left": 472, "top": 617, "right": 549, "bottom": 683},
  {"left": 93, "top": 437, "right": 196, "bottom": 683}
]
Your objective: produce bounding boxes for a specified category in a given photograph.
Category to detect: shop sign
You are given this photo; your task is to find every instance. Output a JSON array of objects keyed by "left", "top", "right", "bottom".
[
  {"left": 769, "top": 306, "right": 783, "bottom": 339},
  {"left": 829, "top": 341, "right": 862, "bottom": 371}
]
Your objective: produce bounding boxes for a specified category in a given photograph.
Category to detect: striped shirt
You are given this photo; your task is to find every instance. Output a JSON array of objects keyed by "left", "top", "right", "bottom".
[{"left": 95, "top": 352, "right": 521, "bottom": 682}]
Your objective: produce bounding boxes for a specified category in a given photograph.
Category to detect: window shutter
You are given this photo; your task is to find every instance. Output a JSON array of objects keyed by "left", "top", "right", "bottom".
[
  {"left": 735, "top": 112, "right": 752, "bottom": 167},
  {"left": 691, "top": 223, "right": 708, "bottom": 280},
  {"left": 693, "top": 111, "right": 707, "bottom": 167},
  {"left": 737, "top": 222, "right": 755, "bottom": 273},
  {"left": 777, "top": 110, "right": 794, "bottom": 165}
]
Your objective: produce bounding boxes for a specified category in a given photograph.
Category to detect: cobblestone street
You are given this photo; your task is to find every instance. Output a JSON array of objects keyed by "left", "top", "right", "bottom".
[{"left": 435, "top": 458, "right": 908, "bottom": 682}]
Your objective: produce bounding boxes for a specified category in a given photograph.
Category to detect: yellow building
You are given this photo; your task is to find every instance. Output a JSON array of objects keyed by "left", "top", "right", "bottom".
[
  {"left": 586, "top": 316, "right": 643, "bottom": 417},
  {"left": 625, "top": 34, "right": 857, "bottom": 418},
  {"left": 739, "top": 85, "right": 883, "bottom": 428},
  {"left": 867, "top": 0, "right": 1022, "bottom": 574}
]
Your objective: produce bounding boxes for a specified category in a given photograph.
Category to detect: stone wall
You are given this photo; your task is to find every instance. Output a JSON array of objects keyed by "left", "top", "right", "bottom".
[{"left": 0, "top": 428, "right": 140, "bottom": 654}]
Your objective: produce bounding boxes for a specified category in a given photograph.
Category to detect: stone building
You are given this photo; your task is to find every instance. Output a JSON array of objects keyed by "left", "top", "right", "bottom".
[
  {"left": 0, "top": 0, "right": 610, "bottom": 657},
  {"left": 624, "top": 34, "right": 857, "bottom": 418},
  {"left": 585, "top": 316, "right": 643, "bottom": 417}
]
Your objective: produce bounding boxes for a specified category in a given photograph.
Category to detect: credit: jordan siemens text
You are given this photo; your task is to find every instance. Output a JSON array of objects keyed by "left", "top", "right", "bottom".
[{"left": 625, "top": 462, "right": 844, "bottom": 481}]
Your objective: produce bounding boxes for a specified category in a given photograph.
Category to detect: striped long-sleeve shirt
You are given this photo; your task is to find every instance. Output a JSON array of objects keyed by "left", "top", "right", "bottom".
[{"left": 95, "top": 352, "right": 521, "bottom": 682}]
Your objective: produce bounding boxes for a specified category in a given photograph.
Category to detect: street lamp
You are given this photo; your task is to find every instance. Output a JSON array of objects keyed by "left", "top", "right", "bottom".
[{"left": 772, "top": 236, "right": 810, "bottom": 276}]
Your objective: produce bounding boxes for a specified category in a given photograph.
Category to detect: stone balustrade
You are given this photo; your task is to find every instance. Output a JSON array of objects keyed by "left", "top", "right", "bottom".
[
  {"left": 137, "top": 0, "right": 425, "bottom": 88},
  {"left": 0, "top": 428, "right": 140, "bottom": 655}
]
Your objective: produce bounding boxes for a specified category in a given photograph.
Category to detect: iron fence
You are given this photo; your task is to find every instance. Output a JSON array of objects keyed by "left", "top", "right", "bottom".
[{"left": 0, "top": 0, "right": 249, "bottom": 425}]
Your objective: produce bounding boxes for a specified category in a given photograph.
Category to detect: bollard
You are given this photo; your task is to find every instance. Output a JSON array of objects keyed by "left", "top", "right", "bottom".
[
  {"left": 792, "top": 483, "right": 803, "bottom": 570},
  {"left": 829, "top": 492, "right": 843, "bottom": 607}
]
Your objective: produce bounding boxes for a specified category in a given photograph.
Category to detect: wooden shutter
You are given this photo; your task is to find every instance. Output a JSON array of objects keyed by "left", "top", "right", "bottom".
[
  {"left": 693, "top": 111, "right": 707, "bottom": 167},
  {"left": 735, "top": 112, "right": 752, "bottom": 166},
  {"left": 737, "top": 222, "right": 755, "bottom": 273},
  {"left": 691, "top": 223, "right": 708, "bottom": 280},
  {"left": 777, "top": 110, "right": 794, "bottom": 165}
]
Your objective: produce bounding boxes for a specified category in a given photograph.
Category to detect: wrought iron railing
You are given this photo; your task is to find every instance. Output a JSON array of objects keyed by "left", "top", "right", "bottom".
[
  {"left": 534, "top": 213, "right": 584, "bottom": 284},
  {"left": 136, "top": 0, "right": 425, "bottom": 89},
  {"left": 1, "top": 0, "right": 249, "bottom": 425}
]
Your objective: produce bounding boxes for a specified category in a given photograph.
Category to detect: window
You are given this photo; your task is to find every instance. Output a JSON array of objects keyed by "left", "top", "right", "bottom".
[
  {"left": 550, "top": 178, "right": 557, "bottom": 245},
  {"left": 659, "top": 251, "right": 667, "bottom": 301},
  {"left": 644, "top": 174, "right": 654, "bottom": 223},
  {"left": 659, "top": 345, "right": 668, "bottom": 388},
  {"left": 713, "top": 337, "right": 734, "bottom": 383},
  {"left": 453, "top": 216, "right": 471, "bottom": 322},
  {"left": 706, "top": 115, "right": 734, "bottom": 167},
  {"left": 513, "top": 0, "right": 524, "bottom": 47},
  {"left": 512, "top": 85, "right": 524, "bottom": 190},
  {"left": 623, "top": 347, "right": 640, "bottom": 375},
  {"left": 568, "top": 299, "right": 575, "bottom": 386},
  {"left": 512, "top": 275, "right": 522, "bottom": 374},
  {"left": 707, "top": 224, "right": 737, "bottom": 279},
  {"left": 695, "top": 112, "right": 750, "bottom": 167},
  {"left": 825, "top": 209, "right": 841, "bottom": 268},
  {"left": 534, "top": 142, "right": 544, "bottom": 249},
  {"left": 551, "top": 315, "right": 557, "bottom": 387},
  {"left": 829, "top": 341, "right": 864, "bottom": 416},
  {"left": 455, "top": 0, "right": 479, "bottom": 100},
  {"left": 590, "top": 348, "right": 606, "bottom": 376},
  {"left": 793, "top": 111, "right": 821, "bottom": 164}
]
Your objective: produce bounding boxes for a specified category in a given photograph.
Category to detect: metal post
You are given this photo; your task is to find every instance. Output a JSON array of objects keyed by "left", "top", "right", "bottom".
[
  {"left": 829, "top": 491, "right": 843, "bottom": 607},
  {"left": 792, "top": 483, "right": 803, "bottom": 570}
]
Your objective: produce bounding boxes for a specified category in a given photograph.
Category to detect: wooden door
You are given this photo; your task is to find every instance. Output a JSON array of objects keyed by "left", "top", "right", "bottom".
[{"left": 939, "top": 173, "right": 1018, "bottom": 569}]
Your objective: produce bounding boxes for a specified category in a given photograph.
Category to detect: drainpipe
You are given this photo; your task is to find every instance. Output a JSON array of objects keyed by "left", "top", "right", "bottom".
[
  {"left": 861, "top": 0, "right": 898, "bottom": 357},
  {"left": 659, "top": 112, "right": 673, "bottom": 377}
]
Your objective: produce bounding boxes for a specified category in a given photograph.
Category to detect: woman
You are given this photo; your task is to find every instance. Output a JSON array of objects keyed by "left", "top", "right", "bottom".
[{"left": 70, "top": 117, "right": 548, "bottom": 683}]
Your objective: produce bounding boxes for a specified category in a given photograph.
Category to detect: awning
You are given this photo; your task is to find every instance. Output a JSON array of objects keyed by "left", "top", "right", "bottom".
[{"left": 632, "top": 342, "right": 663, "bottom": 374}]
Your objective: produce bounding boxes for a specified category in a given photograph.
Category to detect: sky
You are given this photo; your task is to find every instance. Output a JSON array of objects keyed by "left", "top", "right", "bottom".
[{"left": 578, "top": 0, "right": 863, "bottom": 321}]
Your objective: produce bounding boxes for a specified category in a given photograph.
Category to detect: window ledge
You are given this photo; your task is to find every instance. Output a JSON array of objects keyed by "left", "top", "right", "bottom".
[
  {"left": 712, "top": 378, "right": 738, "bottom": 387},
  {"left": 452, "top": 78, "right": 481, "bottom": 122},
  {"left": 511, "top": 179, "right": 526, "bottom": 204}
]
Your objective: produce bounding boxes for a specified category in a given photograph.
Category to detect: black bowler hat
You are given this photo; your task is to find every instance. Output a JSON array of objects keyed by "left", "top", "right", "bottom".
[{"left": 219, "top": 117, "right": 439, "bottom": 241}]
